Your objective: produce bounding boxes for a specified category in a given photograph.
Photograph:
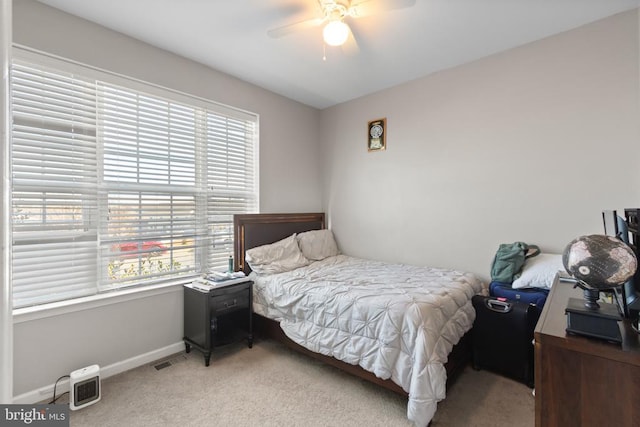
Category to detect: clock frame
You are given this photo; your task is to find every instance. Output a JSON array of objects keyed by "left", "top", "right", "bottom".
[{"left": 367, "top": 118, "right": 386, "bottom": 152}]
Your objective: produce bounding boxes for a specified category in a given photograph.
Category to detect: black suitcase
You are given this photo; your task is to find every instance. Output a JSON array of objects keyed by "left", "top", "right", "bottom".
[{"left": 471, "top": 295, "right": 541, "bottom": 387}]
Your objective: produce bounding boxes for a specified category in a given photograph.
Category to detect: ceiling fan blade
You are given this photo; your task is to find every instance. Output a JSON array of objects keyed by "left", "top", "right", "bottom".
[
  {"left": 348, "top": 0, "right": 416, "bottom": 18},
  {"left": 341, "top": 24, "right": 360, "bottom": 56},
  {"left": 267, "top": 17, "right": 326, "bottom": 39}
]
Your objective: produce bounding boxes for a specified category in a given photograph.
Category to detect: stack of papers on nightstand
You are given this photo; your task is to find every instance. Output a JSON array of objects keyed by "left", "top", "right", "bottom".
[
  {"left": 206, "top": 271, "right": 246, "bottom": 282},
  {"left": 190, "top": 271, "right": 248, "bottom": 292}
]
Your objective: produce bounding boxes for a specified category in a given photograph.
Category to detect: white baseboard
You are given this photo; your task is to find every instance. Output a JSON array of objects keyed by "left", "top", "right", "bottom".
[{"left": 12, "top": 341, "right": 185, "bottom": 404}]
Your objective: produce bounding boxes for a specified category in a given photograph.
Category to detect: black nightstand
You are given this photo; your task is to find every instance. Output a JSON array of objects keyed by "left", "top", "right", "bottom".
[{"left": 183, "top": 280, "right": 253, "bottom": 366}]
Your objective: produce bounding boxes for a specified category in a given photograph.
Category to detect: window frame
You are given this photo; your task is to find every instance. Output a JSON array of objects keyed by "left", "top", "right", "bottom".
[{"left": 10, "top": 46, "right": 259, "bottom": 313}]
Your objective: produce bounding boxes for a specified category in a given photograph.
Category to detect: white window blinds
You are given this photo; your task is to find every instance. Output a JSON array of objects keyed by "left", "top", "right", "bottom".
[
  {"left": 12, "top": 60, "right": 99, "bottom": 308},
  {"left": 11, "top": 50, "right": 258, "bottom": 309}
]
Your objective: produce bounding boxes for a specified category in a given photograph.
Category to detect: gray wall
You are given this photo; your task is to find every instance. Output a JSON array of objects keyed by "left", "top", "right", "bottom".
[
  {"left": 12, "top": 0, "right": 322, "bottom": 397},
  {"left": 320, "top": 10, "right": 640, "bottom": 280}
]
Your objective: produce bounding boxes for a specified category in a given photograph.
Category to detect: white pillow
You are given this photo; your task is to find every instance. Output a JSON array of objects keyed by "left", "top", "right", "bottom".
[
  {"left": 512, "top": 253, "right": 564, "bottom": 289},
  {"left": 296, "top": 229, "right": 339, "bottom": 261},
  {"left": 245, "top": 234, "right": 310, "bottom": 275}
]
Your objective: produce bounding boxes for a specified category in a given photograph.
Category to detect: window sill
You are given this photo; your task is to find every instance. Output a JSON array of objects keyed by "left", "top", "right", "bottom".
[{"left": 13, "top": 280, "right": 187, "bottom": 324}]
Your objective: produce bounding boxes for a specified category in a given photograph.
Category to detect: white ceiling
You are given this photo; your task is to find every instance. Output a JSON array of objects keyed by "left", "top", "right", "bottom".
[{"left": 36, "top": 0, "right": 640, "bottom": 109}]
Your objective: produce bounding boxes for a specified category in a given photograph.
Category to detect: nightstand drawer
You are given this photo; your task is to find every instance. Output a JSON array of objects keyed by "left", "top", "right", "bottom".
[{"left": 210, "top": 292, "right": 249, "bottom": 314}]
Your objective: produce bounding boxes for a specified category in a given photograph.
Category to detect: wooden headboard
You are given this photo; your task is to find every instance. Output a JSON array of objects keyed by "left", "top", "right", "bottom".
[{"left": 233, "top": 213, "right": 326, "bottom": 275}]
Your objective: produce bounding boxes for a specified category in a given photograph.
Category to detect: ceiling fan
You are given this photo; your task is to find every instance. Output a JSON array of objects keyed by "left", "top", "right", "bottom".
[{"left": 267, "top": 0, "right": 417, "bottom": 49}]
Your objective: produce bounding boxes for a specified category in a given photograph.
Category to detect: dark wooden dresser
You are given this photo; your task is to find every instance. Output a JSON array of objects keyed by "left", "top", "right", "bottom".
[{"left": 534, "top": 276, "right": 640, "bottom": 426}]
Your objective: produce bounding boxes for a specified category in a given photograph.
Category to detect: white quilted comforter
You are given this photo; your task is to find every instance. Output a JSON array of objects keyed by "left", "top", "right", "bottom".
[{"left": 251, "top": 255, "right": 485, "bottom": 426}]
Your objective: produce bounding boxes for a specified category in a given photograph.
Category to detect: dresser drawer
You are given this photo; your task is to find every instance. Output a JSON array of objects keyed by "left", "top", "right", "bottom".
[{"left": 210, "top": 292, "right": 249, "bottom": 314}]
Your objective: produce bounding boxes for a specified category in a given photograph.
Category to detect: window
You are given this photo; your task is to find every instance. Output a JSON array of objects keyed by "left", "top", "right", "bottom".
[{"left": 11, "top": 49, "right": 258, "bottom": 309}]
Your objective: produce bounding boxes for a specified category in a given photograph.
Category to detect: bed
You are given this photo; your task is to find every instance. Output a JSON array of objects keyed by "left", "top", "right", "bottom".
[{"left": 233, "top": 212, "right": 485, "bottom": 426}]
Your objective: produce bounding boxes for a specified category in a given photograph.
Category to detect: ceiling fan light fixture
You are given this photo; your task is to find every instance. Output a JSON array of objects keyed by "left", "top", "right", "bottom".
[{"left": 323, "top": 20, "right": 349, "bottom": 46}]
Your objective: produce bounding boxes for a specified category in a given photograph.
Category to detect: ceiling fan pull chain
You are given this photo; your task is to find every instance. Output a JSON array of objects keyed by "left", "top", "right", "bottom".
[{"left": 323, "top": 43, "right": 327, "bottom": 61}]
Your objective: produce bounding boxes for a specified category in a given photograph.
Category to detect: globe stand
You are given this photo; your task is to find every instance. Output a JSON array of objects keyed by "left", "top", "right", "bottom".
[
  {"left": 581, "top": 288, "right": 601, "bottom": 310},
  {"left": 565, "top": 281, "right": 622, "bottom": 344}
]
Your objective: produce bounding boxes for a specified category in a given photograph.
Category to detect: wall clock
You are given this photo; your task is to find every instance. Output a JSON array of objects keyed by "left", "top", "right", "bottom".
[{"left": 367, "top": 118, "right": 386, "bottom": 152}]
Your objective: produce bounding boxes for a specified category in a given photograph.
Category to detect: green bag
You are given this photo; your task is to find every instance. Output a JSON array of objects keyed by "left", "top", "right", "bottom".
[{"left": 490, "top": 242, "right": 541, "bottom": 283}]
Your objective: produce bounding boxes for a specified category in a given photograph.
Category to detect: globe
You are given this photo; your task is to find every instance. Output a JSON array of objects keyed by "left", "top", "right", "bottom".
[{"left": 562, "top": 234, "right": 637, "bottom": 290}]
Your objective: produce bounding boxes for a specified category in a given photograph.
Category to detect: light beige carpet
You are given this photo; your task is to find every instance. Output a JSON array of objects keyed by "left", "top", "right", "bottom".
[{"left": 66, "top": 339, "right": 534, "bottom": 426}]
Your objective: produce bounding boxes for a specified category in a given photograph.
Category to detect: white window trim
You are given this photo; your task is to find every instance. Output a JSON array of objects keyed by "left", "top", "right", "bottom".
[{"left": 13, "top": 278, "right": 186, "bottom": 323}]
